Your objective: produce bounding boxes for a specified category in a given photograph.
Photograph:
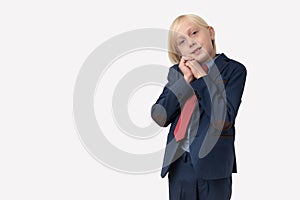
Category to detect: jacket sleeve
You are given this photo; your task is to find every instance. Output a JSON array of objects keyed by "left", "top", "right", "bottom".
[
  {"left": 151, "top": 66, "right": 194, "bottom": 127},
  {"left": 190, "top": 63, "right": 247, "bottom": 131}
]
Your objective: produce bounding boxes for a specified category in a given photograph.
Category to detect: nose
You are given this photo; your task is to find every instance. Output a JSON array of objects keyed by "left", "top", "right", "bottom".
[{"left": 187, "top": 37, "right": 196, "bottom": 48}]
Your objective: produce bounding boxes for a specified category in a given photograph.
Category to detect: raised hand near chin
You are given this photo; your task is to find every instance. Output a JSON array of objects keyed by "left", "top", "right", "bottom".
[
  {"left": 178, "top": 56, "right": 194, "bottom": 83},
  {"left": 185, "top": 59, "right": 208, "bottom": 79}
]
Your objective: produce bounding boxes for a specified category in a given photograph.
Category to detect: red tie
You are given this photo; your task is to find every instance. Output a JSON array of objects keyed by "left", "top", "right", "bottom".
[
  {"left": 201, "top": 64, "right": 208, "bottom": 74},
  {"left": 174, "top": 94, "right": 197, "bottom": 142},
  {"left": 173, "top": 64, "right": 207, "bottom": 142}
]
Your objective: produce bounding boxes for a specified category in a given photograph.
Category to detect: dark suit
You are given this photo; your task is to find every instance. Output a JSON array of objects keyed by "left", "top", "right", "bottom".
[{"left": 151, "top": 53, "right": 246, "bottom": 199}]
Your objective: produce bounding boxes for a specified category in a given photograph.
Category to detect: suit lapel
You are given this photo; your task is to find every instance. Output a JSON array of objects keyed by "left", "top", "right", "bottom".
[{"left": 208, "top": 53, "right": 230, "bottom": 82}]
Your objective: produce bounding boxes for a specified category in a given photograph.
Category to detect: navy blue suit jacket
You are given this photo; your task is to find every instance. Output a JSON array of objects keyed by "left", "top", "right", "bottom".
[{"left": 151, "top": 53, "right": 247, "bottom": 179}]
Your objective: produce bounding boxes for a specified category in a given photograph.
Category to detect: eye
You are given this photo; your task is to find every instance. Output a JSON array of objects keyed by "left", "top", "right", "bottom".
[
  {"left": 192, "top": 31, "right": 199, "bottom": 35},
  {"left": 178, "top": 40, "right": 185, "bottom": 46}
]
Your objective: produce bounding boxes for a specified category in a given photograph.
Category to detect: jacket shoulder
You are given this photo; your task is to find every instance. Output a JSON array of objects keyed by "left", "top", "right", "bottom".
[
  {"left": 218, "top": 53, "right": 247, "bottom": 75},
  {"left": 170, "top": 63, "right": 179, "bottom": 71},
  {"left": 227, "top": 57, "right": 247, "bottom": 73}
]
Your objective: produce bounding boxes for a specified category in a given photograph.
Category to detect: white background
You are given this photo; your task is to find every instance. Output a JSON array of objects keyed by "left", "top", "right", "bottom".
[{"left": 1, "top": 0, "right": 300, "bottom": 199}]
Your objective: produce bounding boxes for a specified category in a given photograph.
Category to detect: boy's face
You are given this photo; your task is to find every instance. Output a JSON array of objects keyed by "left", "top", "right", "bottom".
[{"left": 176, "top": 20, "right": 215, "bottom": 63}]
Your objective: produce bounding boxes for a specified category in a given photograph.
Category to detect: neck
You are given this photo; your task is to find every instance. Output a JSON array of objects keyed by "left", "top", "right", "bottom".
[{"left": 198, "top": 52, "right": 216, "bottom": 65}]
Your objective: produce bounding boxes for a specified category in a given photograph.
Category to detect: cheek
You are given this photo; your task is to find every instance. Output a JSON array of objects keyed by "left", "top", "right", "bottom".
[
  {"left": 177, "top": 46, "right": 188, "bottom": 55},
  {"left": 202, "top": 38, "right": 214, "bottom": 51},
  {"left": 196, "top": 33, "right": 211, "bottom": 46}
]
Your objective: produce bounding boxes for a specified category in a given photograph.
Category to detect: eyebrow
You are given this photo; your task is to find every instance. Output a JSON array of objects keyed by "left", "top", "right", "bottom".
[
  {"left": 177, "top": 35, "right": 185, "bottom": 40},
  {"left": 176, "top": 26, "right": 199, "bottom": 40},
  {"left": 186, "top": 27, "right": 198, "bottom": 35},
  {"left": 186, "top": 27, "right": 193, "bottom": 35}
]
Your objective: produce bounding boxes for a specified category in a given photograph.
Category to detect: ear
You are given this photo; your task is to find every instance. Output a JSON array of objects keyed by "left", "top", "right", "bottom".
[{"left": 208, "top": 26, "right": 215, "bottom": 40}]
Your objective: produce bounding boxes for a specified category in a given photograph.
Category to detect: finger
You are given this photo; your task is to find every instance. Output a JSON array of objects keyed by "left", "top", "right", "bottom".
[
  {"left": 179, "top": 59, "right": 187, "bottom": 70},
  {"left": 182, "top": 56, "right": 194, "bottom": 61},
  {"left": 180, "top": 56, "right": 186, "bottom": 64},
  {"left": 185, "top": 61, "right": 194, "bottom": 68}
]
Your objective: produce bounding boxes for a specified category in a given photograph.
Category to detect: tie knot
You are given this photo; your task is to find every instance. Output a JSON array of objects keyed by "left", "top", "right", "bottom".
[{"left": 202, "top": 64, "right": 209, "bottom": 73}]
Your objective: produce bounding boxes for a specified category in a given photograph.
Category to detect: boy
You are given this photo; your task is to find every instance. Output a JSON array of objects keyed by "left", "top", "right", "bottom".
[{"left": 151, "top": 14, "right": 247, "bottom": 200}]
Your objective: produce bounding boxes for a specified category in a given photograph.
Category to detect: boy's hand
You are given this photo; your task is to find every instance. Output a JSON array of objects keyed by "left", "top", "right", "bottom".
[
  {"left": 185, "top": 60, "right": 208, "bottom": 79},
  {"left": 179, "top": 56, "right": 194, "bottom": 83}
]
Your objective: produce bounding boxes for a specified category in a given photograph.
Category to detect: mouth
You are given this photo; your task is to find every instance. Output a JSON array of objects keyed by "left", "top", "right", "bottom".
[{"left": 191, "top": 46, "right": 202, "bottom": 54}]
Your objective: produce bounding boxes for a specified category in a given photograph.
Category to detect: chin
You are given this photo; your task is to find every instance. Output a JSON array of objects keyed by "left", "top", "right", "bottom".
[{"left": 194, "top": 53, "right": 211, "bottom": 64}]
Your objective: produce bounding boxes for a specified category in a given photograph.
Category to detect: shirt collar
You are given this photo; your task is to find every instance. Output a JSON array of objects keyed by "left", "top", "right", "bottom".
[{"left": 205, "top": 54, "right": 219, "bottom": 73}]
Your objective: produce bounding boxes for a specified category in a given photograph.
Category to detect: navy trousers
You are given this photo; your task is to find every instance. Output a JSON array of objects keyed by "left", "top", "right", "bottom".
[{"left": 168, "top": 151, "right": 232, "bottom": 200}]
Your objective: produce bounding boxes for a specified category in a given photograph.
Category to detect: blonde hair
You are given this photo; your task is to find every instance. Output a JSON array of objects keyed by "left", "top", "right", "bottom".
[{"left": 168, "top": 14, "right": 216, "bottom": 64}]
